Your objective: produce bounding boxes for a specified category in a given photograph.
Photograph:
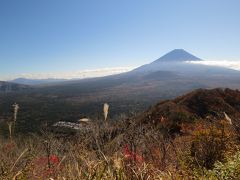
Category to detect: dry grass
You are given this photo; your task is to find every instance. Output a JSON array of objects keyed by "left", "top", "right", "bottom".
[
  {"left": 0, "top": 100, "right": 240, "bottom": 179},
  {"left": 0, "top": 117, "right": 239, "bottom": 180}
]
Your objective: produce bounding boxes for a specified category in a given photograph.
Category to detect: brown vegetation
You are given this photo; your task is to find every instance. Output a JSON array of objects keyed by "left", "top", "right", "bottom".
[{"left": 0, "top": 88, "right": 240, "bottom": 179}]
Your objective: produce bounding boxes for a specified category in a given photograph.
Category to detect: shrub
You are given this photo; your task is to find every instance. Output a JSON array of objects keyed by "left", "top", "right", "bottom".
[
  {"left": 207, "top": 150, "right": 240, "bottom": 179},
  {"left": 182, "top": 120, "right": 236, "bottom": 173}
]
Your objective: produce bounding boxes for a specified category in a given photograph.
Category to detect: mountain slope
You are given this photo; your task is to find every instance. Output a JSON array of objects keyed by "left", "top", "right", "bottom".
[
  {"left": 1, "top": 50, "right": 240, "bottom": 133},
  {"left": 47, "top": 49, "right": 240, "bottom": 98},
  {"left": 133, "top": 49, "right": 240, "bottom": 77},
  {"left": 0, "top": 81, "right": 31, "bottom": 92},
  {"left": 133, "top": 88, "right": 240, "bottom": 129},
  {"left": 154, "top": 49, "right": 202, "bottom": 62},
  {"left": 11, "top": 78, "right": 67, "bottom": 85},
  {"left": 120, "top": 88, "right": 240, "bottom": 140}
]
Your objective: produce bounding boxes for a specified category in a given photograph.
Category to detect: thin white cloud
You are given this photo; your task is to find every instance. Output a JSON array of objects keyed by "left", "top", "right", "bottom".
[
  {"left": 1, "top": 67, "right": 135, "bottom": 81},
  {"left": 1, "top": 61, "right": 239, "bottom": 81},
  {"left": 187, "top": 60, "right": 240, "bottom": 71}
]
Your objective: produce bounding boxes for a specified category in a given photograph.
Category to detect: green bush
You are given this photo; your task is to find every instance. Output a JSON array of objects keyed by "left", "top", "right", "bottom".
[{"left": 207, "top": 150, "right": 240, "bottom": 180}]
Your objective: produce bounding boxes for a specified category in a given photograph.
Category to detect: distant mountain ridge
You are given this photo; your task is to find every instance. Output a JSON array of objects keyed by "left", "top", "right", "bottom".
[
  {"left": 1, "top": 50, "right": 240, "bottom": 133},
  {"left": 0, "top": 81, "right": 31, "bottom": 92},
  {"left": 8, "top": 49, "right": 240, "bottom": 87},
  {"left": 9, "top": 67, "right": 134, "bottom": 85},
  {"left": 11, "top": 78, "right": 67, "bottom": 85}
]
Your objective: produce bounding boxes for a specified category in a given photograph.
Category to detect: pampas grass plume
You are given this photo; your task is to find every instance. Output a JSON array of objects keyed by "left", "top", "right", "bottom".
[
  {"left": 103, "top": 103, "right": 109, "bottom": 121},
  {"left": 13, "top": 103, "right": 19, "bottom": 122},
  {"left": 224, "top": 112, "right": 232, "bottom": 125}
]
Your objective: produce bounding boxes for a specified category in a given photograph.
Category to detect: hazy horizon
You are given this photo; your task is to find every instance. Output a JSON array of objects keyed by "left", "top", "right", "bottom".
[
  {"left": 1, "top": 58, "right": 240, "bottom": 81},
  {"left": 1, "top": 0, "right": 240, "bottom": 80}
]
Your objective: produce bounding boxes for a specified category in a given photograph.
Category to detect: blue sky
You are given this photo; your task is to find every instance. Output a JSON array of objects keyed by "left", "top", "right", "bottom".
[{"left": 0, "top": 0, "right": 240, "bottom": 80}]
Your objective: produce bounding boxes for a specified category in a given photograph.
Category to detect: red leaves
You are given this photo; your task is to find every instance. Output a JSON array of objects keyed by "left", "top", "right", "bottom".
[
  {"left": 123, "top": 145, "right": 144, "bottom": 164},
  {"left": 34, "top": 155, "right": 59, "bottom": 167},
  {"left": 33, "top": 154, "right": 60, "bottom": 178},
  {"left": 49, "top": 155, "right": 60, "bottom": 164}
]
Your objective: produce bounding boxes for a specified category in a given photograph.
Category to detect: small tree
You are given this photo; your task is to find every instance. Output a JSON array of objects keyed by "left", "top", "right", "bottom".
[{"left": 190, "top": 120, "right": 235, "bottom": 170}]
